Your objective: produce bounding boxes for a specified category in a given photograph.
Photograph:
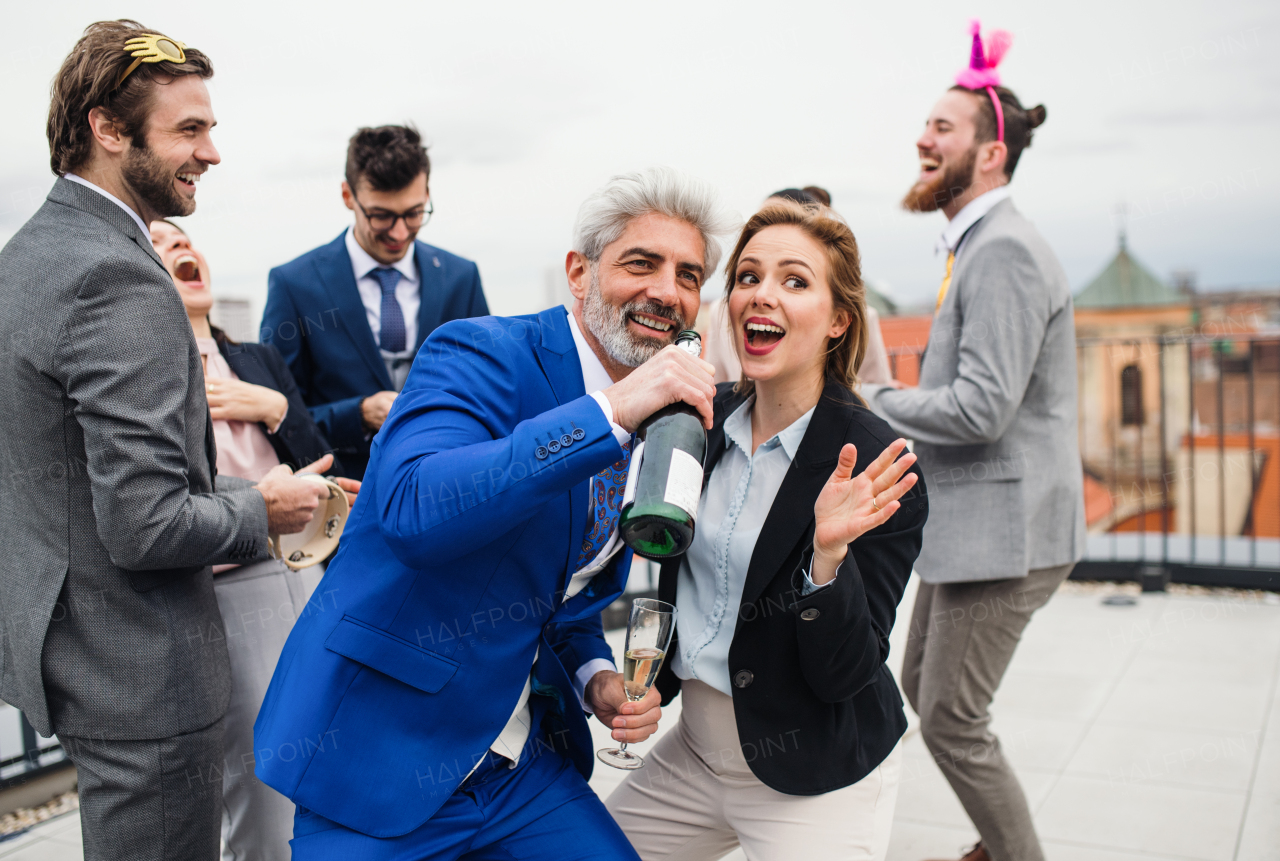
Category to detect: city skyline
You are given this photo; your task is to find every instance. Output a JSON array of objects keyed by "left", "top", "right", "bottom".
[{"left": 0, "top": 0, "right": 1275, "bottom": 323}]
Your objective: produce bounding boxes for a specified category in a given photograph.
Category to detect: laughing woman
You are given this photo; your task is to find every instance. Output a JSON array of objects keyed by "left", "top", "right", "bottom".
[
  {"left": 150, "top": 220, "right": 360, "bottom": 861},
  {"left": 606, "top": 201, "right": 927, "bottom": 861}
]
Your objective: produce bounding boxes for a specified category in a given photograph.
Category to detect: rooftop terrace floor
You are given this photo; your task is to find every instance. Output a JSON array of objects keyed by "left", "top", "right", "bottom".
[{"left": 3, "top": 579, "right": 1278, "bottom": 861}]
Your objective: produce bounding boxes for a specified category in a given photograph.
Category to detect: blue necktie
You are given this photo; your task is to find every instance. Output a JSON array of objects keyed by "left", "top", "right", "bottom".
[
  {"left": 371, "top": 267, "right": 406, "bottom": 353},
  {"left": 576, "top": 438, "right": 633, "bottom": 569}
]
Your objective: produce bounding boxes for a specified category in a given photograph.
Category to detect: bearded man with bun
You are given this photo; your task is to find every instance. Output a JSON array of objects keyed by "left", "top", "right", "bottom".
[{"left": 860, "top": 21, "right": 1086, "bottom": 861}]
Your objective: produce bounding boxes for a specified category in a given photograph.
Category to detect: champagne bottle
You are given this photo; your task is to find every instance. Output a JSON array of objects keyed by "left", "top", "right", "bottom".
[{"left": 619, "top": 330, "right": 707, "bottom": 559}]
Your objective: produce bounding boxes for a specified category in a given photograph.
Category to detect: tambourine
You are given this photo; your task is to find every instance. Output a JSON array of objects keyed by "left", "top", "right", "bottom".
[{"left": 268, "top": 474, "right": 350, "bottom": 570}]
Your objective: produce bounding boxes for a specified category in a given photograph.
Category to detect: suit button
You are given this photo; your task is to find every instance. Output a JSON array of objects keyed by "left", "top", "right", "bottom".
[
  {"left": 571, "top": 428, "right": 586, "bottom": 441},
  {"left": 800, "top": 608, "right": 820, "bottom": 621},
  {"left": 535, "top": 446, "right": 548, "bottom": 460},
  {"left": 547, "top": 439, "right": 561, "bottom": 453},
  {"left": 733, "top": 670, "right": 754, "bottom": 689},
  {"left": 560, "top": 434, "right": 573, "bottom": 447}
]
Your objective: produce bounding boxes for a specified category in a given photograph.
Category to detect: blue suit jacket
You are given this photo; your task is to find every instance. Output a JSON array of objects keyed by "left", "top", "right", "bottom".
[
  {"left": 254, "top": 306, "right": 630, "bottom": 838},
  {"left": 261, "top": 232, "right": 489, "bottom": 478}
]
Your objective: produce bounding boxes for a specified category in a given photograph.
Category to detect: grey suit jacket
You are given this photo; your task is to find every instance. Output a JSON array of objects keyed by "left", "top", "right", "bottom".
[
  {"left": 863, "top": 199, "right": 1086, "bottom": 583},
  {"left": 0, "top": 178, "right": 271, "bottom": 739}
]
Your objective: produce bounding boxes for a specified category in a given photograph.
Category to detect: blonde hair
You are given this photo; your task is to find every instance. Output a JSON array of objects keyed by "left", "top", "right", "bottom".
[{"left": 722, "top": 200, "right": 868, "bottom": 397}]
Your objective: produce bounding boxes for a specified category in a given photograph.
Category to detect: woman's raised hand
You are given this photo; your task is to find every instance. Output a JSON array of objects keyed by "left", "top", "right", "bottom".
[{"left": 810, "top": 439, "right": 918, "bottom": 585}]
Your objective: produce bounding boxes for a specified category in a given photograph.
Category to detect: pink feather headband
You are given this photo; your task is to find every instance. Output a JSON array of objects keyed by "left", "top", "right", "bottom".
[{"left": 954, "top": 19, "right": 1012, "bottom": 142}]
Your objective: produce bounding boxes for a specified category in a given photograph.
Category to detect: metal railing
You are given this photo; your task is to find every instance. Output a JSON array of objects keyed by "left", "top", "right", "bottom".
[
  {"left": 885, "top": 335, "right": 1280, "bottom": 591},
  {"left": 0, "top": 704, "right": 68, "bottom": 792}
]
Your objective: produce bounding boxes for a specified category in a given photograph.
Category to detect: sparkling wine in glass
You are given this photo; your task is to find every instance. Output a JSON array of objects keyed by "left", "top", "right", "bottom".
[{"left": 597, "top": 598, "right": 676, "bottom": 770}]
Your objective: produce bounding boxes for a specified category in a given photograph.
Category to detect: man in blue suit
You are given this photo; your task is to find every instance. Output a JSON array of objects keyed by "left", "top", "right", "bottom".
[
  {"left": 262, "top": 125, "right": 489, "bottom": 479},
  {"left": 254, "top": 168, "right": 737, "bottom": 859}
]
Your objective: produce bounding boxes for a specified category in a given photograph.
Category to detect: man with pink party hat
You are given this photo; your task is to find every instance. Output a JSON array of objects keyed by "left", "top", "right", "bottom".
[{"left": 861, "top": 21, "right": 1086, "bottom": 861}]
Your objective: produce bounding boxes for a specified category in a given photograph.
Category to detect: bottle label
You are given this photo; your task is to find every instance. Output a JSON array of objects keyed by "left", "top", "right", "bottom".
[{"left": 663, "top": 449, "right": 704, "bottom": 518}]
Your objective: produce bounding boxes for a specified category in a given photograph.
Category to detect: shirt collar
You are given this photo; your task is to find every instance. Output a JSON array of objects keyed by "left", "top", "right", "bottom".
[
  {"left": 566, "top": 311, "right": 615, "bottom": 394},
  {"left": 345, "top": 226, "right": 418, "bottom": 284},
  {"left": 63, "top": 173, "right": 151, "bottom": 240},
  {"left": 936, "top": 185, "right": 1011, "bottom": 256},
  {"left": 724, "top": 396, "right": 816, "bottom": 461}
]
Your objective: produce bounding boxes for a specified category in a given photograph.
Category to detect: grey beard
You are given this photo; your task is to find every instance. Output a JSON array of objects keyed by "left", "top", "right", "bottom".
[{"left": 581, "top": 270, "right": 684, "bottom": 368}]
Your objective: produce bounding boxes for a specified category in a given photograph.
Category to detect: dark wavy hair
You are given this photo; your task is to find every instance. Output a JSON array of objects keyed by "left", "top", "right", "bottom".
[
  {"left": 344, "top": 124, "right": 431, "bottom": 193},
  {"left": 47, "top": 20, "right": 213, "bottom": 176}
]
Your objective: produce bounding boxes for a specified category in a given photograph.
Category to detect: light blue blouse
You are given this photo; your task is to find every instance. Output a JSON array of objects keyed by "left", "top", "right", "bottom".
[{"left": 671, "top": 397, "right": 826, "bottom": 696}]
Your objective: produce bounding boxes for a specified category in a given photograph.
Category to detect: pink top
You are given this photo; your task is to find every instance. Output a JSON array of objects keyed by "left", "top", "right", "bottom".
[{"left": 196, "top": 338, "right": 282, "bottom": 482}]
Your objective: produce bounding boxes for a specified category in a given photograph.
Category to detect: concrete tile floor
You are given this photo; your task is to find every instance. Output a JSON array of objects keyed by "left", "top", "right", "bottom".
[{"left": 3, "top": 578, "right": 1277, "bottom": 861}]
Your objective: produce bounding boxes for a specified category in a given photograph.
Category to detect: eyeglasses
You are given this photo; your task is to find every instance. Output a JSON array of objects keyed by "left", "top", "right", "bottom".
[{"left": 353, "top": 198, "right": 433, "bottom": 232}]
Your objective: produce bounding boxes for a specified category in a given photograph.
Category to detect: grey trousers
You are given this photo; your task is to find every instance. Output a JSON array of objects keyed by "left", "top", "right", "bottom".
[
  {"left": 213, "top": 559, "right": 326, "bottom": 861},
  {"left": 62, "top": 718, "right": 226, "bottom": 861},
  {"left": 901, "top": 563, "right": 1073, "bottom": 861}
]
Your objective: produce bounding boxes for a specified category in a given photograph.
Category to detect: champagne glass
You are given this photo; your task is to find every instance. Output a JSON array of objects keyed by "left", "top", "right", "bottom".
[{"left": 597, "top": 598, "right": 676, "bottom": 769}]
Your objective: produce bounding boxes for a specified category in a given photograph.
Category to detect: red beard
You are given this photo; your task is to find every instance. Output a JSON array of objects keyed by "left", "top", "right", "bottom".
[{"left": 901, "top": 146, "right": 977, "bottom": 213}]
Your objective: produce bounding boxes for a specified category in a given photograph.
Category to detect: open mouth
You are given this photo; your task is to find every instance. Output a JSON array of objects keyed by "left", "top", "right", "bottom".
[
  {"left": 628, "top": 311, "right": 676, "bottom": 337},
  {"left": 743, "top": 317, "right": 785, "bottom": 356},
  {"left": 176, "top": 171, "right": 201, "bottom": 189},
  {"left": 174, "top": 254, "right": 203, "bottom": 286},
  {"left": 919, "top": 155, "right": 941, "bottom": 176}
]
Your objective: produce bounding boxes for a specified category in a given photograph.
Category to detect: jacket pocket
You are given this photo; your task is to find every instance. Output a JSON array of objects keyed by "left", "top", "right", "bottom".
[
  {"left": 127, "top": 565, "right": 204, "bottom": 593},
  {"left": 324, "top": 615, "right": 460, "bottom": 693}
]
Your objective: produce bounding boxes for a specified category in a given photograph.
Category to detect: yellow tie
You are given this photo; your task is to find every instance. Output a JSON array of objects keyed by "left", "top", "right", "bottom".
[{"left": 935, "top": 251, "right": 955, "bottom": 311}]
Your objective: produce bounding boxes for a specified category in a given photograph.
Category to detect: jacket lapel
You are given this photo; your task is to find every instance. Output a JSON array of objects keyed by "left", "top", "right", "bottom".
[
  {"left": 531, "top": 307, "right": 591, "bottom": 592},
  {"left": 315, "top": 233, "right": 394, "bottom": 390},
  {"left": 414, "top": 241, "right": 441, "bottom": 351},
  {"left": 739, "top": 383, "right": 850, "bottom": 609},
  {"left": 49, "top": 178, "right": 168, "bottom": 275},
  {"left": 220, "top": 340, "right": 263, "bottom": 385}
]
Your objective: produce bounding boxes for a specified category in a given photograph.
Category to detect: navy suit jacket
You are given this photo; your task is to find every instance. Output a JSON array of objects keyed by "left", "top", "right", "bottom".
[
  {"left": 261, "top": 232, "right": 488, "bottom": 478},
  {"left": 254, "top": 306, "right": 628, "bottom": 837}
]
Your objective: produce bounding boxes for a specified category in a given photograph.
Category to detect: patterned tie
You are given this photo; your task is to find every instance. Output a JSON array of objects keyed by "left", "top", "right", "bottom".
[
  {"left": 935, "top": 251, "right": 955, "bottom": 311},
  {"left": 371, "top": 267, "right": 406, "bottom": 353},
  {"left": 576, "top": 438, "right": 633, "bottom": 569}
]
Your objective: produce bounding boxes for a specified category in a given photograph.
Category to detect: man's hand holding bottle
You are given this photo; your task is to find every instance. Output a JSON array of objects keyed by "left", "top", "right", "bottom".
[{"left": 603, "top": 342, "right": 717, "bottom": 432}]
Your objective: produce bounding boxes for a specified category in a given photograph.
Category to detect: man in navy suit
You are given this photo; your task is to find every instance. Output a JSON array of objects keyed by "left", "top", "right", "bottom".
[
  {"left": 254, "top": 168, "right": 737, "bottom": 859},
  {"left": 262, "top": 125, "right": 489, "bottom": 478}
]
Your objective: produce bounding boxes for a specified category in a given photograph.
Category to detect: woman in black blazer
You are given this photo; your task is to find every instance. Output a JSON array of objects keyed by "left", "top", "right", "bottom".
[
  {"left": 150, "top": 219, "right": 359, "bottom": 861},
  {"left": 607, "top": 201, "right": 927, "bottom": 861},
  {"left": 214, "top": 330, "right": 347, "bottom": 475}
]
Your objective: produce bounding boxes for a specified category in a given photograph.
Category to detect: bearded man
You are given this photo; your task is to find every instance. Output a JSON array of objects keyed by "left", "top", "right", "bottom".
[
  {"left": 860, "top": 23, "right": 1086, "bottom": 861},
  {"left": 0, "top": 20, "right": 330, "bottom": 861},
  {"left": 254, "top": 168, "right": 736, "bottom": 859}
]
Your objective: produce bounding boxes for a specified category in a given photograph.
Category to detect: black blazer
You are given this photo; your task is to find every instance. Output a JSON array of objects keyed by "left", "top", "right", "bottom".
[
  {"left": 656, "top": 380, "right": 927, "bottom": 796},
  {"left": 215, "top": 335, "right": 347, "bottom": 477}
]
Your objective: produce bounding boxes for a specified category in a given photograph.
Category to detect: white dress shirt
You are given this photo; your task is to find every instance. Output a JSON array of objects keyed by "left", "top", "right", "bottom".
[
  {"left": 485, "top": 312, "right": 628, "bottom": 766},
  {"left": 672, "top": 398, "right": 822, "bottom": 696},
  {"left": 936, "top": 185, "right": 1011, "bottom": 262},
  {"left": 345, "top": 227, "right": 420, "bottom": 391},
  {"left": 63, "top": 174, "right": 151, "bottom": 239}
]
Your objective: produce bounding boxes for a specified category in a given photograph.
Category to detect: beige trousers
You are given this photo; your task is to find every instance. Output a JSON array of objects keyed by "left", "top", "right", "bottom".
[{"left": 606, "top": 680, "right": 902, "bottom": 861}]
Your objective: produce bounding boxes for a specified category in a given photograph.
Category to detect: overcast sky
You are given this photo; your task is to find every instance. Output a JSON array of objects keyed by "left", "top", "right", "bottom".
[{"left": 1, "top": 0, "right": 1276, "bottom": 323}]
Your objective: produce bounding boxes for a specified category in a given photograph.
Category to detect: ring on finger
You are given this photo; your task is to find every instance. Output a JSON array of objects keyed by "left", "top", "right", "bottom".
[{"left": 871, "top": 494, "right": 882, "bottom": 512}]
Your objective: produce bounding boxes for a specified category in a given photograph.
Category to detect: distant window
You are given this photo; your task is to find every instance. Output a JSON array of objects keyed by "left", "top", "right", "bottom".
[{"left": 1120, "top": 364, "right": 1143, "bottom": 426}]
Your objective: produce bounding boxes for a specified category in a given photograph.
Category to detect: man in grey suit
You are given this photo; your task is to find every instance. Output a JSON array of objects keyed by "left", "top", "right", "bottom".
[
  {"left": 861, "top": 74, "right": 1087, "bottom": 861},
  {"left": 0, "top": 21, "right": 328, "bottom": 860}
]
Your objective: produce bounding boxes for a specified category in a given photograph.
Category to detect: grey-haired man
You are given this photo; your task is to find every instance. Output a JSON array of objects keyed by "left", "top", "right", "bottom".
[{"left": 254, "top": 167, "right": 738, "bottom": 858}]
